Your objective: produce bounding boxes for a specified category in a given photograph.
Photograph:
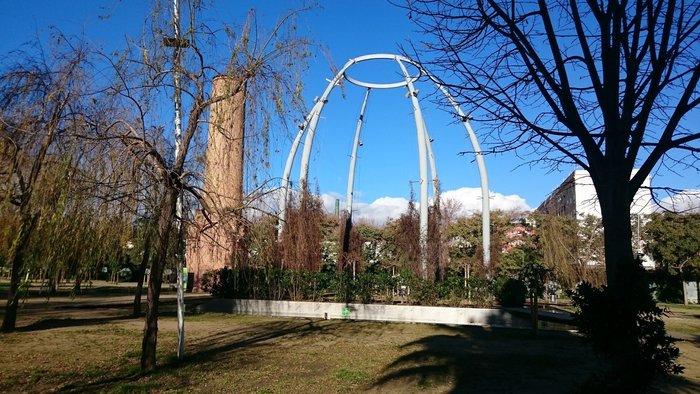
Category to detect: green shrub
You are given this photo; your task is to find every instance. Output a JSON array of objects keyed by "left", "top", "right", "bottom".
[
  {"left": 306, "top": 271, "right": 332, "bottom": 301},
  {"left": 355, "top": 272, "right": 377, "bottom": 304},
  {"left": 374, "top": 271, "right": 397, "bottom": 303},
  {"left": 437, "top": 274, "right": 466, "bottom": 306},
  {"left": 569, "top": 262, "right": 683, "bottom": 391},
  {"left": 410, "top": 278, "right": 440, "bottom": 305},
  {"left": 464, "top": 276, "right": 496, "bottom": 307},
  {"left": 202, "top": 267, "right": 237, "bottom": 298},
  {"left": 497, "top": 278, "right": 527, "bottom": 307},
  {"left": 649, "top": 269, "right": 683, "bottom": 303},
  {"left": 203, "top": 267, "right": 496, "bottom": 307},
  {"left": 330, "top": 270, "right": 355, "bottom": 303}
]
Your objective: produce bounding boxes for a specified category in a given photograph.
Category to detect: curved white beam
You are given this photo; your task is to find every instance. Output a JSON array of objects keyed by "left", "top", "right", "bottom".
[
  {"left": 278, "top": 105, "right": 318, "bottom": 237},
  {"left": 346, "top": 88, "right": 371, "bottom": 216},
  {"left": 435, "top": 86, "right": 491, "bottom": 270},
  {"left": 423, "top": 119, "right": 439, "bottom": 197},
  {"left": 299, "top": 58, "right": 357, "bottom": 184},
  {"left": 279, "top": 58, "right": 358, "bottom": 237},
  {"left": 397, "top": 58, "right": 429, "bottom": 280}
]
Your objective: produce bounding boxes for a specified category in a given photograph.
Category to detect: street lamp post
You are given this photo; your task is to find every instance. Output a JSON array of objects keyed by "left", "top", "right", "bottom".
[{"left": 164, "top": 0, "right": 189, "bottom": 360}]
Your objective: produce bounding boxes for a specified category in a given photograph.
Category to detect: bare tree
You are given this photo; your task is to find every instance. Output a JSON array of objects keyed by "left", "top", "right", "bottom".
[
  {"left": 402, "top": 0, "right": 700, "bottom": 295},
  {"left": 101, "top": 2, "right": 311, "bottom": 371}
]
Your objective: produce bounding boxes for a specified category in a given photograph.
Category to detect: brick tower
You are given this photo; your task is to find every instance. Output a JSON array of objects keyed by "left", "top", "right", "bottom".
[{"left": 187, "top": 75, "right": 246, "bottom": 291}]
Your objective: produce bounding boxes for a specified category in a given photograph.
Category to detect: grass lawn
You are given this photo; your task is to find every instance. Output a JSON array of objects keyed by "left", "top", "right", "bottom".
[
  {"left": 662, "top": 304, "right": 700, "bottom": 337},
  {"left": 0, "top": 286, "right": 699, "bottom": 393},
  {"left": 1, "top": 311, "right": 604, "bottom": 393}
]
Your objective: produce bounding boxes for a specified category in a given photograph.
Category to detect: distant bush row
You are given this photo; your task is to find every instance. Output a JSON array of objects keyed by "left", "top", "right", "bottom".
[{"left": 202, "top": 267, "right": 503, "bottom": 307}]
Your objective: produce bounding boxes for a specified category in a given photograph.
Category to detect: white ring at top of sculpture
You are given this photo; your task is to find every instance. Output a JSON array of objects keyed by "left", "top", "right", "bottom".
[{"left": 342, "top": 54, "right": 422, "bottom": 89}]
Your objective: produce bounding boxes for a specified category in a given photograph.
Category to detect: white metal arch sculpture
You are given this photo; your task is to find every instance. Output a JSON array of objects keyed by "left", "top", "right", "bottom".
[{"left": 280, "top": 54, "right": 491, "bottom": 273}]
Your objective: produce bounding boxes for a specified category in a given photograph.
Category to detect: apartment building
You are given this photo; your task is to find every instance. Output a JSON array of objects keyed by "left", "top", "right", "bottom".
[
  {"left": 537, "top": 169, "right": 655, "bottom": 269},
  {"left": 538, "top": 169, "right": 654, "bottom": 218}
]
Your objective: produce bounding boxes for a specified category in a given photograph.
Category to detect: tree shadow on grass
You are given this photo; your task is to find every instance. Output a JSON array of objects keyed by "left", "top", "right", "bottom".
[
  {"left": 185, "top": 317, "right": 332, "bottom": 360},
  {"left": 0, "top": 285, "right": 139, "bottom": 301},
  {"left": 372, "top": 325, "right": 609, "bottom": 394},
  {"left": 650, "top": 372, "right": 700, "bottom": 393},
  {"left": 55, "top": 317, "right": 339, "bottom": 393},
  {"left": 17, "top": 314, "right": 139, "bottom": 332},
  {"left": 371, "top": 324, "right": 700, "bottom": 394},
  {"left": 672, "top": 332, "right": 700, "bottom": 342}
]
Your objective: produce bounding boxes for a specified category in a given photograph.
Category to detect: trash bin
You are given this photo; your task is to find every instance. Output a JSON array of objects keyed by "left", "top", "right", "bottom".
[{"left": 186, "top": 272, "right": 194, "bottom": 293}]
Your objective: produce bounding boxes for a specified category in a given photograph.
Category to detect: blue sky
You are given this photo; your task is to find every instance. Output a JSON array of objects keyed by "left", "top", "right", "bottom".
[{"left": 2, "top": 1, "right": 697, "bottom": 222}]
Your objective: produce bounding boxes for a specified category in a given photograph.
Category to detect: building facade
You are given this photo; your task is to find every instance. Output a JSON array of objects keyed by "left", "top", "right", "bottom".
[
  {"left": 537, "top": 169, "right": 654, "bottom": 219},
  {"left": 537, "top": 169, "right": 655, "bottom": 269}
]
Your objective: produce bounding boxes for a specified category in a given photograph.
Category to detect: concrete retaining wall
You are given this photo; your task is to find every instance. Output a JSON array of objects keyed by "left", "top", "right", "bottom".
[
  {"left": 685, "top": 281, "right": 699, "bottom": 303},
  {"left": 197, "top": 299, "right": 528, "bottom": 328}
]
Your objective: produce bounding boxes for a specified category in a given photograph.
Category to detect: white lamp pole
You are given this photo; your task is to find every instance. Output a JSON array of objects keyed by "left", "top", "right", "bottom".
[{"left": 171, "top": 0, "right": 186, "bottom": 360}]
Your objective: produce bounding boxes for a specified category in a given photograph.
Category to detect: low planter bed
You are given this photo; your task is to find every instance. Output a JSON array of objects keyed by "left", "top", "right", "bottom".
[{"left": 197, "top": 298, "right": 576, "bottom": 330}]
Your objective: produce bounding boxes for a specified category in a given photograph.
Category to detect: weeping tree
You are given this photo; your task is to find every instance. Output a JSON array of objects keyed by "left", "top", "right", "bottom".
[
  {"left": 23, "top": 153, "right": 107, "bottom": 294},
  {"left": 534, "top": 213, "right": 606, "bottom": 288},
  {"left": 0, "top": 35, "right": 144, "bottom": 331},
  {"left": 39, "top": 120, "right": 145, "bottom": 294},
  {"left": 101, "top": 1, "right": 312, "bottom": 372},
  {"left": 92, "top": 129, "right": 164, "bottom": 315},
  {"left": 0, "top": 37, "right": 95, "bottom": 332}
]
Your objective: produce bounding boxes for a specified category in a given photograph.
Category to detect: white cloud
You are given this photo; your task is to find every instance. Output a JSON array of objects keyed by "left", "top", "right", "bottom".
[
  {"left": 441, "top": 187, "right": 531, "bottom": 216},
  {"left": 320, "top": 191, "right": 344, "bottom": 214},
  {"left": 319, "top": 193, "right": 410, "bottom": 225},
  {"left": 657, "top": 189, "right": 700, "bottom": 213},
  {"left": 354, "top": 196, "right": 412, "bottom": 224},
  {"left": 245, "top": 187, "right": 285, "bottom": 216},
  {"left": 249, "top": 187, "right": 699, "bottom": 225},
  {"left": 318, "top": 187, "right": 531, "bottom": 225}
]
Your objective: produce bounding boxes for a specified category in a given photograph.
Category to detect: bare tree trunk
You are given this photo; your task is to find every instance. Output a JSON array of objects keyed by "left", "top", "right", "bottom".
[
  {"left": 73, "top": 272, "right": 82, "bottom": 294},
  {"left": 596, "top": 172, "right": 635, "bottom": 293},
  {"left": 50, "top": 271, "right": 59, "bottom": 295},
  {"left": 1, "top": 211, "right": 39, "bottom": 332},
  {"left": 681, "top": 269, "right": 688, "bottom": 306},
  {"left": 531, "top": 295, "right": 539, "bottom": 333},
  {"left": 133, "top": 225, "right": 153, "bottom": 316},
  {"left": 341, "top": 213, "right": 353, "bottom": 270},
  {"left": 595, "top": 169, "right": 656, "bottom": 366},
  {"left": 229, "top": 78, "right": 247, "bottom": 268},
  {"left": 140, "top": 187, "right": 178, "bottom": 372}
]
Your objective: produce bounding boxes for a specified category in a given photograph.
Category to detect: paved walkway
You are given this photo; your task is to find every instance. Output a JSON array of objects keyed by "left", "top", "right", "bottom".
[{"left": 0, "top": 279, "right": 213, "bottom": 315}]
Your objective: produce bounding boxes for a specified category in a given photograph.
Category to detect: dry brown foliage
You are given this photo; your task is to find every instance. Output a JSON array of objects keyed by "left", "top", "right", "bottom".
[
  {"left": 280, "top": 186, "right": 323, "bottom": 271},
  {"left": 338, "top": 213, "right": 362, "bottom": 273}
]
